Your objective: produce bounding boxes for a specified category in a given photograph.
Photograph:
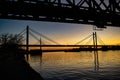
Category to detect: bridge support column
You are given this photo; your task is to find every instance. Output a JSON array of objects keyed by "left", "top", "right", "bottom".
[
  {"left": 26, "top": 25, "right": 29, "bottom": 61},
  {"left": 93, "top": 32, "right": 97, "bottom": 50}
]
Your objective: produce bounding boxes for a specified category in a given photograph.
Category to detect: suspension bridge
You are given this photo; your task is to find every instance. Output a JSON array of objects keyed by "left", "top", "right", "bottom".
[
  {"left": 16, "top": 26, "right": 120, "bottom": 52},
  {"left": 0, "top": 0, "right": 120, "bottom": 28}
]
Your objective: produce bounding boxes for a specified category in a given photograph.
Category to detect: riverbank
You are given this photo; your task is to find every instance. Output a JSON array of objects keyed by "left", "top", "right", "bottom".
[{"left": 0, "top": 47, "right": 44, "bottom": 80}]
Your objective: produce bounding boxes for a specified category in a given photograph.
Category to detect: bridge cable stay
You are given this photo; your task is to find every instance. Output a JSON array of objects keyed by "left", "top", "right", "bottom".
[
  {"left": 29, "top": 31, "right": 41, "bottom": 43},
  {"left": 84, "top": 36, "right": 93, "bottom": 45},
  {"left": 16, "top": 29, "right": 26, "bottom": 37},
  {"left": 29, "top": 28, "right": 60, "bottom": 45},
  {"left": 74, "top": 33, "right": 93, "bottom": 45},
  {"left": 29, "top": 27, "right": 61, "bottom": 45},
  {"left": 97, "top": 35, "right": 105, "bottom": 45},
  {"left": 31, "top": 33, "right": 50, "bottom": 45},
  {"left": 29, "top": 31, "right": 50, "bottom": 45},
  {"left": 83, "top": 33, "right": 104, "bottom": 46}
]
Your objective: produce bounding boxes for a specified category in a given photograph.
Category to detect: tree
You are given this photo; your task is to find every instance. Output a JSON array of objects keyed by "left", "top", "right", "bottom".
[
  {"left": 0, "top": 33, "right": 25, "bottom": 57},
  {"left": 0, "top": 33, "right": 24, "bottom": 45}
]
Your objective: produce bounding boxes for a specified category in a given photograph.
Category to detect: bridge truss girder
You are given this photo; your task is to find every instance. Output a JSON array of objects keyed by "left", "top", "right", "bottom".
[{"left": 0, "top": 0, "right": 120, "bottom": 27}]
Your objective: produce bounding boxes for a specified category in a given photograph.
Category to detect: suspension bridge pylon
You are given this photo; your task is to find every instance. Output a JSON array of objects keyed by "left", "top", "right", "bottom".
[
  {"left": 93, "top": 32, "right": 97, "bottom": 50},
  {"left": 26, "top": 25, "right": 29, "bottom": 60}
]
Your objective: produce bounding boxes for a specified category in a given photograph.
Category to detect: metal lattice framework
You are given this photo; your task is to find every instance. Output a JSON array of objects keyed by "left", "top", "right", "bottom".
[{"left": 0, "top": 0, "right": 120, "bottom": 27}]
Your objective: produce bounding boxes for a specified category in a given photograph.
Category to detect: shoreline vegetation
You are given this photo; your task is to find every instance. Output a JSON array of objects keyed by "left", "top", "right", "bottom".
[
  {"left": 0, "top": 33, "right": 44, "bottom": 80},
  {"left": 0, "top": 44, "right": 44, "bottom": 80}
]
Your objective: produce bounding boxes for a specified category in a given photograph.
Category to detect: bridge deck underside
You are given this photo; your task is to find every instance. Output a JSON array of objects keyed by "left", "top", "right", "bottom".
[{"left": 0, "top": 1, "right": 120, "bottom": 27}]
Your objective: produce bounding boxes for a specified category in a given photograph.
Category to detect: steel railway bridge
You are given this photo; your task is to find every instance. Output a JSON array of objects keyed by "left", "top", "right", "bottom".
[{"left": 0, "top": 0, "right": 120, "bottom": 28}]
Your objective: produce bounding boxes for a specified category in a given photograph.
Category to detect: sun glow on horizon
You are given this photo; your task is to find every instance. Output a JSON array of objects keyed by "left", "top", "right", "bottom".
[{"left": 0, "top": 19, "right": 120, "bottom": 46}]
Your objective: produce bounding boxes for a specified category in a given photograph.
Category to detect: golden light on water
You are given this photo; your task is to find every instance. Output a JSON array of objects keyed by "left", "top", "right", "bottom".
[{"left": 29, "top": 51, "right": 120, "bottom": 70}]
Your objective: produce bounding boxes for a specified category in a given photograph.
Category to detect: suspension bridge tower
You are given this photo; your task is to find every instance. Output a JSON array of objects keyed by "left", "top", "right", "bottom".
[
  {"left": 26, "top": 25, "right": 29, "bottom": 60},
  {"left": 93, "top": 32, "right": 97, "bottom": 50}
]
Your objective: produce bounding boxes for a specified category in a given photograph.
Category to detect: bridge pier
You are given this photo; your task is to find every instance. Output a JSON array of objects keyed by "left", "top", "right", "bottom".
[
  {"left": 93, "top": 32, "right": 97, "bottom": 50},
  {"left": 26, "top": 25, "right": 29, "bottom": 61}
]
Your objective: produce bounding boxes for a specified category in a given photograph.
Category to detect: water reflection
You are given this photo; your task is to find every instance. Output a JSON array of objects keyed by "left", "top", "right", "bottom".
[
  {"left": 27, "top": 52, "right": 43, "bottom": 65},
  {"left": 39, "top": 52, "right": 42, "bottom": 66},
  {"left": 94, "top": 50, "right": 99, "bottom": 71},
  {"left": 28, "top": 51, "right": 120, "bottom": 80},
  {"left": 28, "top": 50, "right": 99, "bottom": 71}
]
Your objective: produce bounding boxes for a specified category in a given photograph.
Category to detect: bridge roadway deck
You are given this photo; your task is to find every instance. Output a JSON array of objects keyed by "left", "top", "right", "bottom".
[{"left": 19, "top": 45, "right": 120, "bottom": 47}]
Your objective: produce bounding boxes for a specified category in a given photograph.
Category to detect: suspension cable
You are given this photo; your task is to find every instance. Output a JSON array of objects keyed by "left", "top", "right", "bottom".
[
  {"left": 74, "top": 34, "right": 93, "bottom": 45},
  {"left": 97, "top": 35, "right": 105, "bottom": 45},
  {"left": 29, "top": 31, "right": 40, "bottom": 42},
  {"left": 29, "top": 27, "right": 60, "bottom": 45},
  {"left": 84, "top": 36, "right": 93, "bottom": 45},
  {"left": 17, "top": 29, "right": 26, "bottom": 37}
]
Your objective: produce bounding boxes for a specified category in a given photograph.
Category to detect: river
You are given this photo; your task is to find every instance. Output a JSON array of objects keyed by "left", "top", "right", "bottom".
[{"left": 28, "top": 50, "right": 120, "bottom": 80}]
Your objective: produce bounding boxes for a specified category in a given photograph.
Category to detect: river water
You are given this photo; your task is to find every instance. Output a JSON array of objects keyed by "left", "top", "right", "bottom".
[{"left": 28, "top": 51, "right": 120, "bottom": 80}]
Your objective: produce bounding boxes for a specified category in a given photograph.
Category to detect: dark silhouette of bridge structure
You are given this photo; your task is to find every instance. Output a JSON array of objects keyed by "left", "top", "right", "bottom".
[
  {"left": 16, "top": 26, "right": 120, "bottom": 50},
  {"left": 0, "top": 0, "right": 120, "bottom": 28},
  {"left": 14, "top": 25, "right": 119, "bottom": 62}
]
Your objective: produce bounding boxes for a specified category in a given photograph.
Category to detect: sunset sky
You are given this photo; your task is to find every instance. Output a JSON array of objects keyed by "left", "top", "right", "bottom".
[{"left": 0, "top": 19, "right": 120, "bottom": 45}]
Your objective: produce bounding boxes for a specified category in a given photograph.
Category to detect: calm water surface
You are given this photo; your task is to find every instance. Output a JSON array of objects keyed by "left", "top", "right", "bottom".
[{"left": 28, "top": 51, "right": 120, "bottom": 80}]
